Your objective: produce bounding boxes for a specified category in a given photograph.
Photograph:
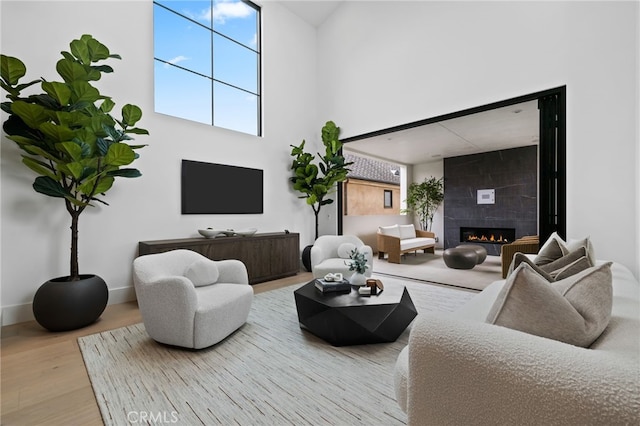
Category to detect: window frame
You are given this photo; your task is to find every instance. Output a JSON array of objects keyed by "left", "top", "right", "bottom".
[
  {"left": 383, "top": 189, "right": 393, "bottom": 208},
  {"left": 153, "top": 0, "right": 262, "bottom": 136}
]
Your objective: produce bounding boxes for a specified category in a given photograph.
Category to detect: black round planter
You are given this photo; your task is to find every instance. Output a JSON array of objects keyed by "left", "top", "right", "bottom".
[
  {"left": 302, "top": 245, "right": 313, "bottom": 272},
  {"left": 32, "top": 274, "right": 109, "bottom": 332}
]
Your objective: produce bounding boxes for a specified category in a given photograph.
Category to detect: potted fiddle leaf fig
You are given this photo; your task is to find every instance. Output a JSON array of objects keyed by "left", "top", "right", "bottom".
[
  {"left": 290, "top": 121, "right": 352, "bottom": 240},
  {"left": 0, "top": 35, "right": 149, "bottom": 331},
  {"left": 289, "top": 121, "right": 352, "bottom": 270}
]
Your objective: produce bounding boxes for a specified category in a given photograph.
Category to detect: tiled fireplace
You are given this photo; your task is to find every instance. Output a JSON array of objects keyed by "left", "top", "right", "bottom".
[{"left": 444, "top": 146, "right": 538, "bottom": 256}]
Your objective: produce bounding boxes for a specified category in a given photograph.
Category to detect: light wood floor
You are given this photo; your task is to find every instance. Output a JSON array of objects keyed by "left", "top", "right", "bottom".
[{"left": 1, "top": 272, "right": 312, "bottom": 426}]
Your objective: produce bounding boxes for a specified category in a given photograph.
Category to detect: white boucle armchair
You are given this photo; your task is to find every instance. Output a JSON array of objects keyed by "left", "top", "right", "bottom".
[
  {"left": 310, "top": 235, "right": 373, "bottom": 280},
  {"left": 133, "top": 249, "right": 253, "bottom": 349},
  {"left": 394, "top": 260, "right": 640, "bottom": 424}
]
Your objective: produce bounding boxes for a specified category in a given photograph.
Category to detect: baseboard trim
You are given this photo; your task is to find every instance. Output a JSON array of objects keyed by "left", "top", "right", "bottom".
[{"left": 1, "top": 286, "right": 137, "bottom": 326}]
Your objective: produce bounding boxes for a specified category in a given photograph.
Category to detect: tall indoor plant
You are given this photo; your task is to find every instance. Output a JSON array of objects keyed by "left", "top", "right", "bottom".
[
  {"left": 404, "top": 176, "right": 444, "bottom": 231},
  {"left": 290, "top": 121, "right": 352, "bottom": 270},
  {"left": 1, "top": 35, "right": 148, "bottom": 331},
  {"left": 290, "top": 120, "right": 352, "bottom": 240}
]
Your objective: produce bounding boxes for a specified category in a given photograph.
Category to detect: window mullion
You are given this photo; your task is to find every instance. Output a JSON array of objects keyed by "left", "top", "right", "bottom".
[
  {"left": 154, "top": 0, "right": 261, "bottom": 136},
  {"left": 211, "top": 0, "right": 215, "bottom": 127}
]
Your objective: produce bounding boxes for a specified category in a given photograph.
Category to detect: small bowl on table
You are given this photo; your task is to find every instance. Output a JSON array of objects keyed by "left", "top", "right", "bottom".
[{"left": 198, "top": 229, "right": 223, "bottom": 238}]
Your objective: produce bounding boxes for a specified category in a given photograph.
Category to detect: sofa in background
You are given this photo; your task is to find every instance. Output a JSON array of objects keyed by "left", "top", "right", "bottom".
[
  {"left": 394, "top": 248, "right": 640, "bottom": 424},
  {"left": 500, "top": 235, "right": 539, "bottom": 278},
  {"left": 310, "top": 235, "right": 373, "bottom": 280},
  {"left": 377, "top": 224, "right": 436, "bottom": 264}
]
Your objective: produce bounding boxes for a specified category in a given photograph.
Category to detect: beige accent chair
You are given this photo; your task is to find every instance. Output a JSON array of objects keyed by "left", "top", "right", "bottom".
[
  {"left": 310, "top": 235, "right": 373, "bottom": 280},
  {"left": 377, "top": 224, "right": 436, "bottom": 264},
  {"left": 500, "top": 235, "right": 539, "bottom": 278},
  {"left": 133, "top": 249, "right": 253, "bottom": 349}
]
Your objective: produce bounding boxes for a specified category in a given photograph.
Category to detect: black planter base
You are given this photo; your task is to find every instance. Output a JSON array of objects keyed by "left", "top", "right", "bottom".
[
  {"left": 32, "top": 274, "right": 109, "bottom": 332},
  {"left": 302, "top": 245, "right": 313, "bottom": 272}
]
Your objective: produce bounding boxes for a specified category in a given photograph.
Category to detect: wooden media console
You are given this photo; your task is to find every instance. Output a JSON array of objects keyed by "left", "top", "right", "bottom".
[{"left": 138, "top": 232, "right": 300, "bottom": 284}]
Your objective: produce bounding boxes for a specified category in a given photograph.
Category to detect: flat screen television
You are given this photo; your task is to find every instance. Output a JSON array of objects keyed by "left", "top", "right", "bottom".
[{"left": 181, "top": 159, "right": 263, "bottom": 214}]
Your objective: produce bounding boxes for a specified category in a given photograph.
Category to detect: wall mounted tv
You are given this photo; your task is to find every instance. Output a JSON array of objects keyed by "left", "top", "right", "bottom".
[{"left": 181, "top": 160, "right": 263, "bottom": 214}]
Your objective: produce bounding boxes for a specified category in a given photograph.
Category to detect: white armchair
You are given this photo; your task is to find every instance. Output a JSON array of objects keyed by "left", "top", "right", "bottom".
[
  {"left": 310, "top": 235, "right": 373, "bottom": 280},
  {"left": 133, "top": 249, "right": 253, "bottom": 349}
]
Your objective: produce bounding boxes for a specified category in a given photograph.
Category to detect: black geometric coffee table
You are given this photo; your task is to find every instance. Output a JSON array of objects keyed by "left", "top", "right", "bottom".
[{"left": 293, "top": 280, "right": 417, "bottom": 346}]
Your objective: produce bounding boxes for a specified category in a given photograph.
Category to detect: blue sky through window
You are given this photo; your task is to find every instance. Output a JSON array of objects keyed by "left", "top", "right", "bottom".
[{"left": 154, "top": 0, "right": 260, "bottom": 135}]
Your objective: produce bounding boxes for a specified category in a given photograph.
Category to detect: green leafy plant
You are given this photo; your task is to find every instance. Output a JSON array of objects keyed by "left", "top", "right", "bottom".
[
  {"left": 346, "top": 248, "right": 369, "bottom": 275},
  {"left": 403, "top": 176, "right": 444, "bottom": 231},
  {"left": 289, "top": 121, "right": 353, "bottom": 240},
  {"left": 1, "top": 34, "right": 148, "bottom": 280}
]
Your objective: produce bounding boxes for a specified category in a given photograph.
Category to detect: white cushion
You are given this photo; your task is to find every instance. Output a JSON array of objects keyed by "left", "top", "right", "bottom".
[
  {"left": 400, "top": 237, "right": 436, "bottom": 251},
  {"left": 378, "top": 224, "right": 400, "bottom": 238},
  {"left": 535, "top": 231, "right": 569, "bottom": 265},
  {"left": 535, "top": 232, "right": 596, "bottom": 266},
  {"left": 566, "top": 236, "right": 596, "bottom": 266},
  {"left": 508, "top": 248, "right": 593, "bottom": 281},
  {"left": 313, "top": 258, "right": 372, "bottom": 278},
  {"left": 398, "top": 224, "right": 417, "bottom": 239},
  {"left": 184, "top": 258, "right": 219, "bottom": 287},
  {"left": 486, "top": 262, "right": 613, "bottom": 347},
  {"left": 337, "top": 242, "right": 357, "bottom": 259}
]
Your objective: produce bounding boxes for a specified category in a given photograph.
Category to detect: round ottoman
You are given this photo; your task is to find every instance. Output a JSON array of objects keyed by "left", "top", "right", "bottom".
[
  {"left": 443, "top": 247, "right": 478, "bottom": 270},
  {"left": 456, "top": 244, "right": 487, "bottom": 264}
]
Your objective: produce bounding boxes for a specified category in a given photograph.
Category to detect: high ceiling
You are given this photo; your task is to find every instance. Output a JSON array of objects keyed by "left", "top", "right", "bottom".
[
  {"left": 343, "top": 100, "right": 540, "bottom": 166},
  {"left": 277, "top": 1, "right": 540, "bottom": 167},
  {"left": 278, "top": 1, "right": 343, "bottom": 27}
]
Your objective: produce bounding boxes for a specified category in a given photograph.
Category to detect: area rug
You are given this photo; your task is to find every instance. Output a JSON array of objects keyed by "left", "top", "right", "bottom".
[
  {"left": 78, "top": 276, "right": 476, "bottom": 425},
  {"left": 373, "top": 249, "right": 502, "bottom": 291}
]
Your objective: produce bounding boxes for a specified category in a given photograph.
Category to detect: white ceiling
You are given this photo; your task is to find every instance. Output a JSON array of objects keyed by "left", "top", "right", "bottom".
[
  {"left": 344, "top": 100, "right": 540, "bottom": 166},
  {"left": 278, "top": 1, "right": 343, "bottom": 27}
]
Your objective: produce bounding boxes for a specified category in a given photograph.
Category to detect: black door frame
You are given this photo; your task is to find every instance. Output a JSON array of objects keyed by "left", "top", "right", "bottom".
[{"left": 338, "top": 86, "right": 567, "bottom": 243}]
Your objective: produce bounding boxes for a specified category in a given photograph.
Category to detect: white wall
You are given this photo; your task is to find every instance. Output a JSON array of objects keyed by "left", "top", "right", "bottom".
[
  {"left": 318, "top": 1, "right": 639, "bottom": 278},
  {"left": 0, "top": 0, "right": 320, "bottom": 324}
]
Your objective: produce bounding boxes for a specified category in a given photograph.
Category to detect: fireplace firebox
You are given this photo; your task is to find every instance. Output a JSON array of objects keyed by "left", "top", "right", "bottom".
[{"left": 460, "top": 227, "right": 516, "bottom": 245}]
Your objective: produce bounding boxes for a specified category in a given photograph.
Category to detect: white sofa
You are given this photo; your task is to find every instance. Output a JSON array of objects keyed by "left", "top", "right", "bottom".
[
  {"left": 377, "top": 224, "right": 436, "bottom": 264},
  {"left": 394, "top": 258, "right": 640, "bottom": 424}
]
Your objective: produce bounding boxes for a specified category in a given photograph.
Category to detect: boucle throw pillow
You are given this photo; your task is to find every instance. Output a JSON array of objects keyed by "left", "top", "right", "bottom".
[
  {"left": 486, "top": 262, "right": 613, "bottom": 347},
  {"left": 184, "top": 258, "right": 219, "bottom": 287},
  {"left": 337, "top": 242, "right": 357, "bottom": 259}
]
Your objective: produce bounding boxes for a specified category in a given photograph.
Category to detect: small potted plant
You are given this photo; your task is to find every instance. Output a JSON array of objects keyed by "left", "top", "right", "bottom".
[{"left": 346, "top": 248, "right": 369, "bottom": 285}]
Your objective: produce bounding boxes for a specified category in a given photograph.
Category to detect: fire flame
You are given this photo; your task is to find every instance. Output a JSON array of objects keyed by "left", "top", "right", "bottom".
[{"left": 467, "top": 234, "right": 509, "bottom": 243}]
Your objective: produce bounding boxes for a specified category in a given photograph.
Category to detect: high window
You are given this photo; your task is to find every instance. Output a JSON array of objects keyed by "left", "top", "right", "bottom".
[{"left": 154, "top": 0, "right": 261, "bottom": 136}]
